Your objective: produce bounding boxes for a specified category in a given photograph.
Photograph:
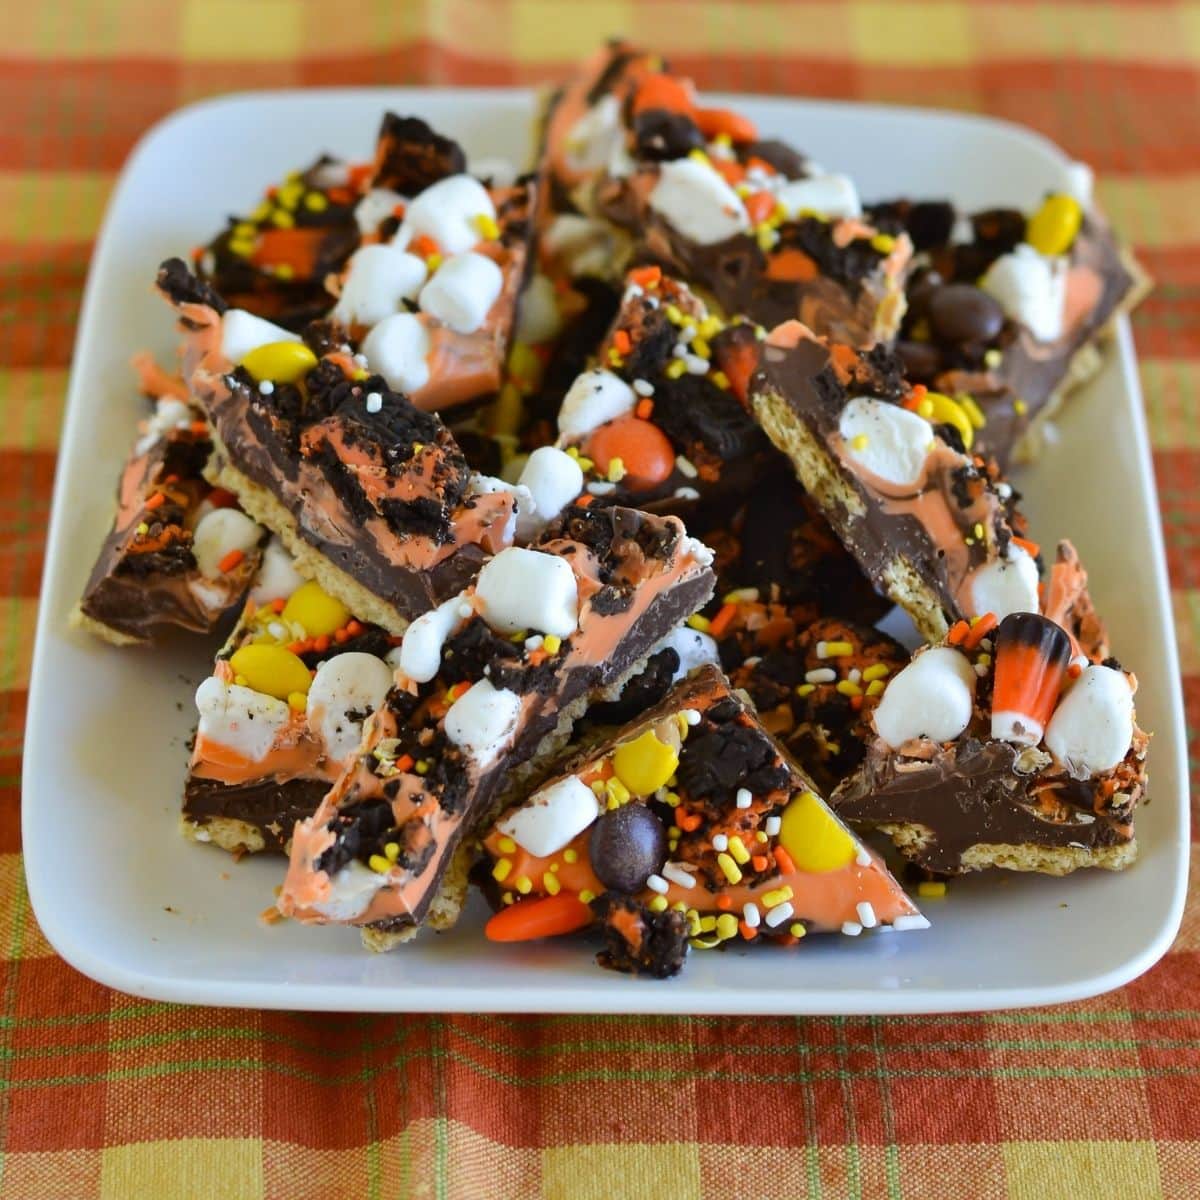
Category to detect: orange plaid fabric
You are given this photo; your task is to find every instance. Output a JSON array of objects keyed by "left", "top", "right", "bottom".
[{"left": 4, "top": 3, "right": 1199, "bottom": 1196}]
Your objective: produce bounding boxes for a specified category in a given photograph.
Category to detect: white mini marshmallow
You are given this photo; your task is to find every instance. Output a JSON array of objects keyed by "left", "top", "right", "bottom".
[
  {"left": 332, "top": 244, "right": 427, "bottom": 328},
  {"left": 195, "top": 676, "right": 289, "bottom": 762},
  {"left": 839, "top": 395, "right": 933, "bottom": 489},
  {"left": 1045, "top": 665, "right": 1134, "bottom": 779},
  {"left": 360, "top": 312, "right": 431, "bottom": 394},
  {"left": 498, "top": 776, "right": 601, "bottom": 858},
  {"left": 1062, "top": 163, "right": 1094, "bottom": 210},
  {"left": 515, "top": 272, "right": 564, "bottom": 345},
  {"left": 354, "top": 187, "right": 406, "bottom": 235},
  {"left": 649, "top": 157, "right": 750, "bottom": 245},
  {"left": 191, "top": 508, "right": 261, "bottom": 578},
  {"left": 873, "top": 646, "right": 977, "bottom": 749},
  {"left": 774, "top": 173, "right": 862, "bottom": 220},
  {"left": 249, "top": 537, "right": 306, "bottom": 605},
  {"left": 969, "top": 544, "right": 1040, "bottom": 622},
  {"left": 557, "top": 368, "right": 636, "bottom": 440},
  {"left": 418, "top": 251, "right": 503, "bottom": 333},
  {"left": 654, "top": 624, "right": 721, "bottom": 682},
  {"left": 443, "top": 679, "right": 523, "bottom": 767},
  {"left": 305, "top": 652, "right": 393, "bottom": 763},
  {"left": 396, "top": 591, "right": 471, "bottom": 683},
  {"left": 134, "top": 396, "right": 194, "bottom": 454},
  {"left": 981, "top": 244, "right": 1068, "bottom": 342},
  {"left": 314, "top": 860, "right": 386, "bottom": 921},
  {"left": 394, "top": 174, "right": 496, "bottom": 256},
  {"left": 221, "top": 309, "right": 300, "bottom": 365},
  {"left": 564, "top": 94, "right": 624, "bottom": 172},
  {"left": 515, "top": 446, "right": 583, "bottom": 540},
  {"left": 475, "top": 547, "right": 579, "bottom": 637}
]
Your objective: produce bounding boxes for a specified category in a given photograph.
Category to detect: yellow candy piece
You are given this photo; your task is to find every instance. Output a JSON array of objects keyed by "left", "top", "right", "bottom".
[
  {"left": 281, "top": 580, "right": 351, "bottom": 637},
  {"left": 922, "top": 391, "right": 975, "bottom": 451},
  {"left": 612, "top": 730, "right": 679, "bottom": 797},
  {"left": 239, "top": 340, "right": 318, "bottom": 384},
  {"left": 1026, "top": 193, "right": 1083, "bottom": 258},
  {"left": 229, "top": 644, "right": 312, "bottom": 701},
  {"left": 778, "top": 791, "right": 857, "bottom": 874}
]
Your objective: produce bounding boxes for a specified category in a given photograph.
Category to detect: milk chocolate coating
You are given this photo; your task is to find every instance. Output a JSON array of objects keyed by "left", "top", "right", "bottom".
[{"left": 183, "top": 777, "right": 332, "bottom": 854}]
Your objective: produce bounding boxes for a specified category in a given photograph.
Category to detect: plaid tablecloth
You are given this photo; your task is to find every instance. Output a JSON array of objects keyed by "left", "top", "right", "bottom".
[{"left": 5, "top": 3, "right": 1198, "bottom": 1196}]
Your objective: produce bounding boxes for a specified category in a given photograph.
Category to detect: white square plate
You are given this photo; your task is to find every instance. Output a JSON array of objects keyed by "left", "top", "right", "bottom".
[{"left": 24, "top": 88, "right": 1189, "bottom": 1014}]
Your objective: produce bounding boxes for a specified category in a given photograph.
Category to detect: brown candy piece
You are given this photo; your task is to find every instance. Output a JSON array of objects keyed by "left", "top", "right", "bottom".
[
  {"left": 929, "top": 283, "right": 1005, "bottom": 345},
  {"left": 589, "top": 805, "right": 668, "bottom": 893}
]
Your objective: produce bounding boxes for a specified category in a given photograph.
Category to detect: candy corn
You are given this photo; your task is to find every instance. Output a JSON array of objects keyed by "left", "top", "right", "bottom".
[{"left": 990, "top": 613, "right": 1071, "bottom": 746}]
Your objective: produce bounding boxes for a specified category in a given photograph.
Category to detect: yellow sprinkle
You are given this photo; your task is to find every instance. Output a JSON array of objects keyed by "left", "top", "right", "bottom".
[
  {"left": 698, "top": 316, "right": 723, "bottom": 340},
  {"left": 821, "top": 640, "right": 854, "bottom": 657},
  {"left": 728, "top": 835, "right": 750, "bottom": 865},
  {"left": 974, "top": 523, "right": 985, "bottom": 539},
  {"left": 591, "top": 780, "right": 606, "bottom": 798},
  {"left": 492, "top": 858, "right": 512, "bottom": 882},
  {"left": 1014, "top": 398, "right": 1028, "bottom": 415},
  {"left": 549, "top": 862, "right": 559, "bottom": 872},
  {"left": 304, "top": 192, "right": 329, "bottom": 212},
  {"left": 580, "top": 889, "right": 596, "bottom": 904},
  {"left": 870, "top": 233, "right": 896, "bottom": 254},
  {"left": 789, "top": 922, "right": 807, "bottom": 938},
  {"left": 691, "top": 336, "right": 711, "bottom": 359},
  {"left": 862, "top": 663, "right": 891, "bottom": 682},
  {"left": 976, "top": 652, "right": 992, "bottom": 667},
  {"left": 648, "top": 895, "right": 668, "bottom": 913},
  {"left": 514, "top": 875, "right": 533, "bottom": 895},
  {"left": 286, "top": 690, "right": 307, "bottom": 712},
  {"left": 270, "top": 208, "right": 295, "bottom": 229},
  {"left": 687, "top": 148, "right": 710, "bottom": 165},
  {"left": 352, "top": 369, "right": 369, "bottom": 381},
  {"left": 277, "top": 181, "right": 304, "bottom": 210},
  {"left": 368, "top": 854, "right": 391, "bottom": 874},
  {"left": 251, "top": 200, "right": 272, "bottom": 222},
  {"left": 664, "top": 304, "right": 685, "bottom": 324},
  {"left": 762, "top": 886, "right": 794, "bottom": 909},
  {"left": 851, "top": 434, "right": 869, "bottom": 451},
  {"left": 473, "top": 213, "right": 500, "bottom": 241},
  {"left": 606, "top": 795, "right": 620, "bottom": 811},
  {"left": 665, "top": 358, "right": 688, "bottom": 380},
  {"left": 542, "top": 634, "right": 562, "bottom": 655},
  {"left": 794, "top": 683, "right": 816, "bottom": 698},
  {"left": 508, "top": 629, "right": 529, "bottom": 643},
  {"left": 865, "top": 679, "right": 885, "bottom": 697},
  {"left": 607, "top": 348, "right": 624, "bottom": 368},
  {"left": 671, "top": 900, "right": 688, "bottom": 913},
  {"left": 563, "top": 848, "right": 579, "bottom": 864},
  {"left": 136, "top": 522, "right": 150, "bottom": 535},
  {"left": 687, "top": 614, "right": 711, "bottom": 633},
  {"left": 502, "top": 892, "right": 514, "bottom": 905},
  {"left": 717, "top": 852, "right": 742, "bottom": 884},
  {"left": 917, "top": 397, "right": 935, "bottom": 419},
  {"left": 497, "top": 836, "right": 516, "bottom": 854},
  {"left": 605, "top": 777, "right": 631, "bottom": 807},
  {"left": 756, "top": 830, "right": 769, "bottom": 843},
  {"left": 755, "top": 226, "right": 777, "bottom": 252},
  {"left": 836, "top": 680, "right": 863, "bottom": 697},
  {"left": 664, "top": 791, "right": 681, "bottom": 808},
  {"left": 384, "top": 842, "right": 400, "bottom": 862},
  {"left": 543, "top": 872, "right": 561, "bottom": 896},
  {"left": 698, "top": 915, "right": 718, "bottom": 932},
  {"left": 607, "top": 457, "right": 626, "bottom": 483},
  {"left": 565, "top": 445, "right": 580, "bottom": 459},
  {"left": 711, "top": 370, "right": 730, "bottom": 390},
  {"left": 415, "top": 760, "right": 429, "bottom": 776},
  {"left": 426, "top": 253, "right": 443, "bottom": 272},
  {"left": 575, "top": 455, "right": 594, "bottom": 472},
  {"left": 716, "top": 913, "right": 739, "bottom": 941},
  {"left": 273, "top": 263, "right": 295, "bottom": 280},
  {"left": 233, "top": 221, "right": 257, "bottom": 240},
  {"left": 918, "top": 881, "right": 947, "bottom": 898}
]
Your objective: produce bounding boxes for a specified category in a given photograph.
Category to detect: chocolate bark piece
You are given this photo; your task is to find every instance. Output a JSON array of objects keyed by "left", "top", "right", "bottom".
[
  {"left": 181, "top": 554, "right": 398, "bottom": 856},
  {"left": 194, "top": 155, "right": 362, "bottom": 331},
  {"left": 872, "top": 196, "right": 1149, "bottom": 467},
  {"left": 551, "top": 270, "right": 773, "bottom": 518},
  {"left": 72, "top": 359, "right": 263, "bottom": 645},
  {"left": 592, "top": 894, "right": 689, "bottom": 978},
  {"left": 831, "top": 614, "right": 1147, "bottom": 876},
  {"left": 277, "top": 506, "right": 716, "bottom": 950},
  {"left": 750, "top": 320, "right": 1034, "bottom": 642},
  {"left": 479, "top": 664, "right": 924, "bottom": 977},
  {"left": 371, "top": 115, "right": 466, "bottom": 195},
  {"left": 159, "top": 259, "right": 523, "bottom": 633}
]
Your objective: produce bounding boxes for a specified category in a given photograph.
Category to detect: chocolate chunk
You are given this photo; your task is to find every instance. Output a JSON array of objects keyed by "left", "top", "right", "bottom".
[
  {"left": 589, "top": 805, "right": 668, "bottom": 893},
  {"left": 929, "top": 284, "right": 1005, "bottom": 345},
  {"left": 652, "top": 372, "right": 766, "bottom": 462},
  {"left": 371, "top": 114, "right": 467, "bottom": 194},
  {"left": 156, "top": 258, "right": 228, "bottom": 315},
  {"left": 315, "top": 797, "right": 395, "bottom": 876},
  {"left": 972, "top": 208, "right": 1026, "bottom": 253},
  {"left": 742, "top": 139, "right": 808, "bottom": 180},
  {"left": 592, "top": 893, "right": 689, "bottom": 978},
  {"left": 581, "top": 648, "right": 680, "bottom": 728},
  {"left": 633, "top": 109, "right": 706, "bottom": 161}
]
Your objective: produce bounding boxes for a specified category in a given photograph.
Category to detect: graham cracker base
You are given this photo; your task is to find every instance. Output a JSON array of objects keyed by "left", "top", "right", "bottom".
[
  {"left": 880, "top": 820, "right": 1138, "bottom": 876},
  {"left": 203, "top": 431, "right": 409, "bottom": 635},
  {"left": 180, "top": 814, "right": 267, "bottom": 855},
  {"left": 68, "top": 604, "right": 146, "bottom": 648},
  {"left": 751, "top": 385, "right": 952, "bottom": 642}
]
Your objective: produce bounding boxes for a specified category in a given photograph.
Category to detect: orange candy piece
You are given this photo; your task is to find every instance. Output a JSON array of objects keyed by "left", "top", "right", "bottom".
[
  {"left": 585, "top": 415, "right": 676, "bottom": 490},
  {"left": 694, "top": 106, "right": 759, "bottom": 144},
  {"left": 632, "top": 73, "right": 694, "bottom": 115},
  {"left": 485, "top": 894, "right": 593, "bottom": 943}
]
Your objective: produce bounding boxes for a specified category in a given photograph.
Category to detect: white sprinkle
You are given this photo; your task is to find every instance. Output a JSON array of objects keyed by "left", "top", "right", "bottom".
[
  {"left": 646, "top": 873, "right": 669, "bottom": 895},
  {"left": 685, "top": 354, "right": 708, "bottom": 375},
  {"left": 975, "top": 663, "right": 989, "bottom": 677},
  {"left": 841, "top": 921, "right": 863, "bottom": 937},
  {"left": 742, "top": 902, "right": 761, "bottom": 929},
  {"left": 856, "top": 901, "right": 878, "bottom": 929},
  {"left": 893, "top": 914, "right": 932, "bottom": 932},
  {"left": 673, "top": 342, "right": 689, "bottom": 358},
  {"left": 365, "top": 391, "right": 383, "bottom": 414},
  {"left": 633, "top": 379, "right": 655, "bottom": 397},
  {"left": 674, "top": 486, "right": 700, "bottom": 501},
  {"left": 764, "top": 815, "right": 781, "bottom": 836},
  {"left": 736, "top": 787, "right": 753, "bottom": 809},
  {"left": 765, "top": 902, "right": 795, "bottom": 929},
  {"left": 816, "top": 641, "right": 831, "bottom": 659},
  {"left": 856, "top": 847, "right": 872, "bottom": 867},
  {"left": 267, "top": 621, "right": 287, "bottom": 641},
  {"left": 353, "top": 353, "right": 369, "bottom": 369},
  {"left": 712, "top": 833, "right": 729, "bottom": 852},
  {"left": 524, "top": 634, "right": 544, "bottom": 651},
  {"left": 457, "top": 601, "right": 474, "bottom": 619},
  {"left": 258, "top": 380, "right": 275, "bottom": 395},
  {"left": 645, "top": 296, "right": 659, "bottom": 309},
  {"left": 625, "top": 283, "right": 644, "bottom": 299},
  {"left": 805, "top": 668, "right": 836, "bottom": 684},
  {"left": 683, "top": 708, "right": 702, "bottom": 726},
  {"left": 678, "top": 323, "right": 696, "bottom": 344},
  {"left": 996, "top": 482, "right": 1013, "bottom": 499},
  {"left": 662, "top": 862, "right": 696, "bottom": 889},
  {"left": 587, "top": 481, "right": 617, "bottom": 495},
  {"left": 848, "top": 668, "right": 862, "bottom": 684},
  {"left": 675, "top": 455, "right": 698, "bottom": 478}
]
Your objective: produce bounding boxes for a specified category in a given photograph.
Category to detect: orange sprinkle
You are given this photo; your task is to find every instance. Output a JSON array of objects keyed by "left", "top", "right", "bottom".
[
  {"left": 627, "top": 265, "right": 662, "bottom": 289},
  {"left": 333, "top": 628, "right": 351, "bottom": 644},
  {"left": 635, "top": 398, "right": 655, "bottom": 420},
  {"left": 751, "top": 854, "right": 768, "bottom": 872},
  {"left": 527, "top": 648, "right": 548, "bottom": 667},
  {"left": 693, "top": 106, "right": 758, "bottom": 144},
  {"left": 345, "top": 619, "right": 364, "bottom": 637},
  {"left": 774, "top": 846, "right": 796, "bottom": 876},
  {"left": 716, "top": 894, "right": 733, "bottom": 911},
  {"left": 163, "top": 474, "right": 180, "bottom": 485},
  {"left": 850, "top": 694, "right": 864, "bottom": 712},
  {"left": 190, "top": 421, "right": 209, "bottom": 436},
  {"left": 963, "top": 612, "right": 998, "bottom": 649},
  {"left": 575, "top": 493, "right": 595, "bottom": 507},
  {"left": 676, "top": 810, "right": 702, "bottom": 833},
  {"left": 270, "top": 598, "right": 286, "bottom": 614},
  {"left": 738, "top": 921, "right": 758, "bottom": 940},
  {"left": 911, "top": 384, "right": 928, "bottom": 401},
  {"left": 313, "top": 634, "right": 331, "bottom": 653},
  {"left": 286, "top": 641, "right": 306, "bottom": 655},
  {"left": 144, "top": 492, "right": 166, "bottom": 511},
  {"left": 217, "top": 548, "right": 245, "bottom": 573},
  {"left": 410, "top": 234, "right": 440, "bottom": 259},
  {"left": 706, "top": 602, "right": 739, "bottom": 640},
  {"left": 1013, "top": 536, "right": 1041, "bottom": 559},
  {"left": 946, "top": 619, "right": 971, "bottom": 646},
  {"left": 395, "top": 753, "right": 415, "bottom": 773},
  {"left": 612, "top": 328, "right": 633, "bottom": 356},
  {"left": 207, "top": 487, "right": 237, "bottom": 509},
  {"left": 710, "top": 157, "right": 746, "bottom": 187},
  {"left": 1067, "top": 662, "right": 1083, "bottom": 679},
  {"left": 744, "top": 191, "right": 776, "bottom": 226}
]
